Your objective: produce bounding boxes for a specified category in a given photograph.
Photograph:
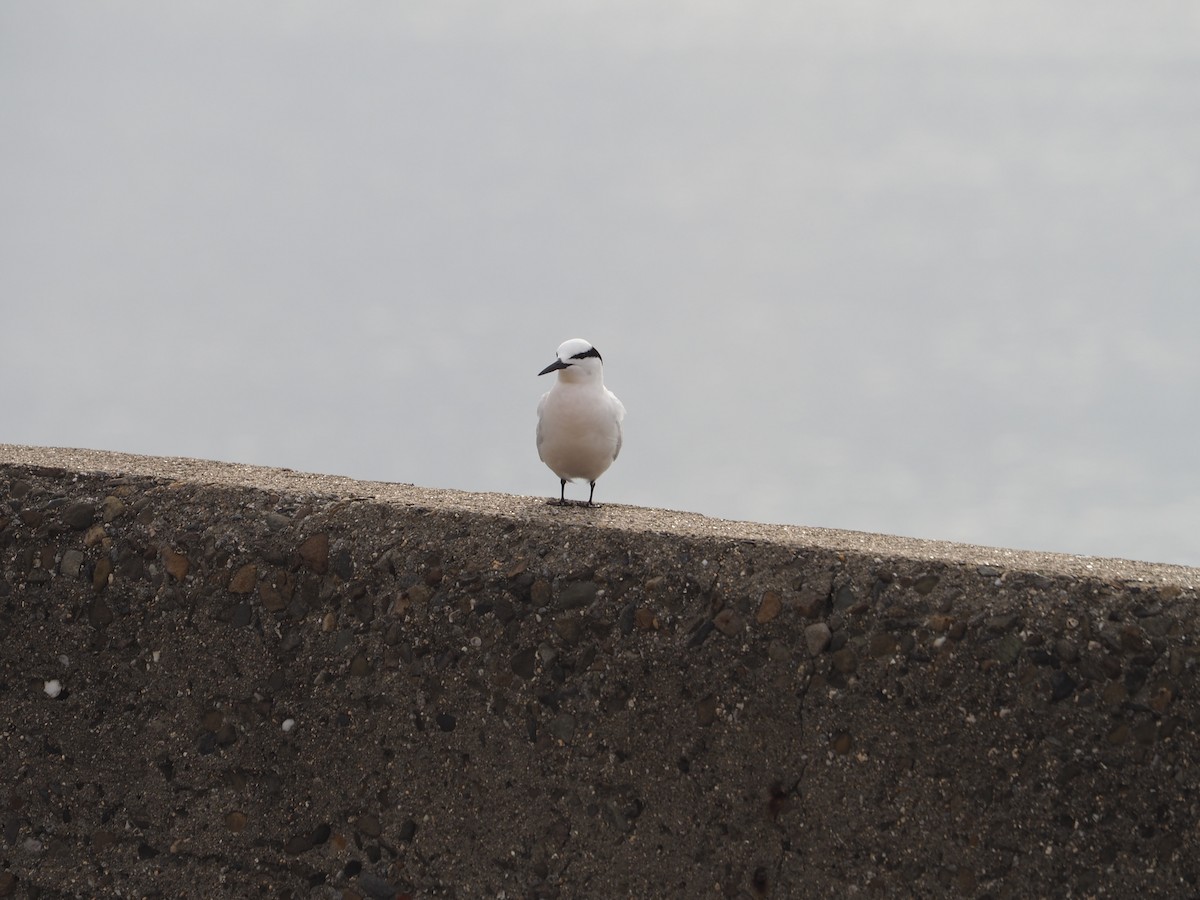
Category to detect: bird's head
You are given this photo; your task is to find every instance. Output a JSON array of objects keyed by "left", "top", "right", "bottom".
[{"left": 538, "top": 338, "right": 604, "bottom": 382}]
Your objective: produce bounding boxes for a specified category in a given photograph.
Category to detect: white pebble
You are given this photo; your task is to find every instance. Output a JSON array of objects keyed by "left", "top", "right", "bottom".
[
  {"left": 43, "top": 679, "right": 62, "bottom": 698},
  {"left": 281, "top": 718, "right": 296, "bottom": 732}
]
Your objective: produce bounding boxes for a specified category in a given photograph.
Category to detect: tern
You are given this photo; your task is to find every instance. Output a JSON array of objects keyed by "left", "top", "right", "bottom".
[{"left": 536, "top": 338, "right": 625, "bottom": 506}]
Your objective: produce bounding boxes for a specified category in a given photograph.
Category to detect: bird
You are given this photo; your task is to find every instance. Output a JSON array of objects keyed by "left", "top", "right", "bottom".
[{"left": 536, "top": 338, "right": 625, "bottom": 506}]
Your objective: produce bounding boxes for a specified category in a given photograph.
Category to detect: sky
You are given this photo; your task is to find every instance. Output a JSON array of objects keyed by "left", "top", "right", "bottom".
[{"left": 3, "top": 2, "right": 1199, "bottom": 565}]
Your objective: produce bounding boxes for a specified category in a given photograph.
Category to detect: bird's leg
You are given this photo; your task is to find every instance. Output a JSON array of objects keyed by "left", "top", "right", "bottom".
[
  {"left": 587, "top": 481, "right": 596, "bottom": 506},
  {"left": 559, "top": 479, "right": 567, "bottom": 505}
]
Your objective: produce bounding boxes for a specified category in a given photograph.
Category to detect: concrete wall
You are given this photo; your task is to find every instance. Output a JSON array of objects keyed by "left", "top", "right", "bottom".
[{"left": 1, "top": 445, "right": 1197, "bottom": 898}]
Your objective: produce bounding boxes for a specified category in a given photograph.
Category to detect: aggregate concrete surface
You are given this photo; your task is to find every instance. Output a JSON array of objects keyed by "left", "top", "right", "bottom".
[{"left": 1, "top": 445, "right": 1197, "bottom": 898}]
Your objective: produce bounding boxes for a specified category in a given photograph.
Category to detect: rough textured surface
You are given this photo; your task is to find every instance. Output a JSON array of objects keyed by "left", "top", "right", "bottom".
[{"left": 1, "top": 444, "right": 1198, "bottom": 898}]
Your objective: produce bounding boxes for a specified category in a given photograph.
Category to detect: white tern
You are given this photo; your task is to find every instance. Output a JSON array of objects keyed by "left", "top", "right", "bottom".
[{"left": 536, "top": 338, "right": 625, "bottom": 506}]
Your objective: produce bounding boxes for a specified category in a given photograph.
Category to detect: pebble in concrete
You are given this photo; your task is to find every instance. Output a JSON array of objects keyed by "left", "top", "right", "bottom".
[{"left": 804, "top": 623, "right": 832, "bottom": 656}]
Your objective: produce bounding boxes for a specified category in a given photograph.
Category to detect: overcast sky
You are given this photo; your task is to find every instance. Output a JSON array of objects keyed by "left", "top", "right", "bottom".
[{"left": 3, "top": 2, "right": 1199, "bottom": 564}]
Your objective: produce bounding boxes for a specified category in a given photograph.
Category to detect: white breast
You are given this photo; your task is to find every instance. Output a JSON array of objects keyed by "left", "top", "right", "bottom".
[{"left": 537, "top": 383, "right": 625, "bottom": 482}]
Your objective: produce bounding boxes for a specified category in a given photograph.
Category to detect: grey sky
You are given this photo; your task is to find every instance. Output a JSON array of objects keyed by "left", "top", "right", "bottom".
[{"left": 3, "top": 2, "right": 1199, "bottom": 564}]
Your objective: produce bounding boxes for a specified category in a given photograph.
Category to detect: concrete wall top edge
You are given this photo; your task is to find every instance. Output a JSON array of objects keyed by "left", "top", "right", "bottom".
[{"left": 2, "top": 443, "right": 1195, "bottom": 587}]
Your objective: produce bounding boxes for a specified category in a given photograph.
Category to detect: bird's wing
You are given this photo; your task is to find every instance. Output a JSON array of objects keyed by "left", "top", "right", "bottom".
[
  {"left": 610, "top": 392, "right": 625, "bottom": 461},
  {"left": 536, "top": 391, "right": 549, "bottom": 451},
  {"left": 610, "top": 391, "right": 626, "bottom": 422}
]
